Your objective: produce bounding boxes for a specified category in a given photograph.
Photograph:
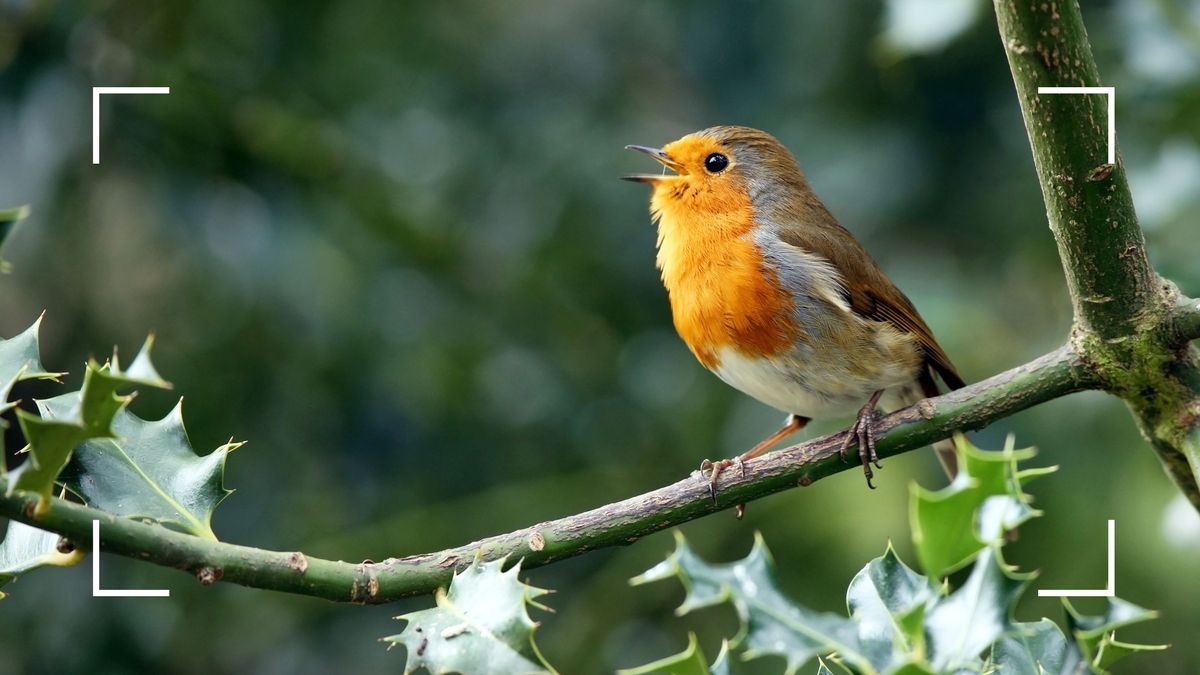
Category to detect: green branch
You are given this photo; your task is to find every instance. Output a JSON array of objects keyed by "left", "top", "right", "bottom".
[
  {"left": 0, "top": 345, "right": 1091, "bottom": 603},
  {"left": 994, "top": 0, "right": 1200, "bottom": 509},
  {"left": 1169, "top": 296, "right": 1200, "bottom": 348},
  {"left": 993, "top": 0, "right": 1154, "bottom": 340}
]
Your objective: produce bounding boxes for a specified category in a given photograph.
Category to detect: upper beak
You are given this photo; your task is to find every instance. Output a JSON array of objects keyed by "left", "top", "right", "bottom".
[{"left": 622, "top": 144, "right": 683, "bottom": 183}]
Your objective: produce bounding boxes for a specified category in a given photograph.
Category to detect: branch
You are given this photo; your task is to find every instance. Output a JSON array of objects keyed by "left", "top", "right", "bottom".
[
  {"left": 995, "top": 0, "right": 1200, "bottom": 508},
  {"left": 993, "top": 0, "right": 1155, "bottom": 340},
  {"left": 1169, "top": 296, "right": 1200, "bottom": 347},
  {"left": 0, "top": 346, "right": 1092, "bottom": 603}
]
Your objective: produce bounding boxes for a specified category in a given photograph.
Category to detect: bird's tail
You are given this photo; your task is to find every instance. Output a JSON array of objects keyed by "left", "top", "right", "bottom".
[
  {"left": 918, "top": 367, "right": 965, "bottom": 479},
  {"left": 932, "top": 438, "right": 958, "bottom": 478}
]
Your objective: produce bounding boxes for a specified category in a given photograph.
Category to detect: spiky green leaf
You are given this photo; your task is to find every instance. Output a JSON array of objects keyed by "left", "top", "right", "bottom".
[
  {"left": 1064, "top": 598, "right": 1166, "bottom": 670},
  {"left": 6, "top": 339, "right": 171, "bottom": 505},
  {"left": 709, "top": 641, "right": 748, "bottom": 675},
  {"left": 1091, "top": 635, "right": 1168, "bottom": 670},
  {"left": 383, "top": 556, "right": 555, "bottom": 675},
  {"left": 0, "top": 520, "right": 85, "bottom": 597},
  {"left": 846, "top": 544, "right": 937, "bottom": 668},
  {"left": 6, "top": 415, "right": 88, "bottom": 501},
  {"left": 56, "top": 398, "right": 235, "bottom": 540},
  {"left": 0, "top": 316, "right": 62, "bottom": 466},
  {"left": 632, "top": 532, "right": 867, "bottom": 675},
  {"left": 631, "top": 436, "right": 1163, "bottom": 674},
  {"left": 617, "top": 633, "right": 708, "bottom": 675},
  {"left": 0, "top": 315, "right": 59, "bottom": 401},
  {"left": 924, "top": 547, "right": 1032, "bottom": 671},
  {"left": 910, "top": 434, "right": 1045, "bottom": 579},
  {"left": 988, "top": 619, "right": 1072, "bottom": 673}
]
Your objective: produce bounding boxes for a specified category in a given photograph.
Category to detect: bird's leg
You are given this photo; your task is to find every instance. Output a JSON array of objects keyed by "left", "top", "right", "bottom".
[
  {"left": 839, "top": 390, "right": 886, "bottom": 489},
  {"left": 699, "top": 414, "right": 809, "bottom": 510}
]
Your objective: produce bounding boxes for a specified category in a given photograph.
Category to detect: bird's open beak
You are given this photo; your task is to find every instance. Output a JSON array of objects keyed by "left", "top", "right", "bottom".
[{"left": 622, "top": 145, "right": 683, "bottom": 183}]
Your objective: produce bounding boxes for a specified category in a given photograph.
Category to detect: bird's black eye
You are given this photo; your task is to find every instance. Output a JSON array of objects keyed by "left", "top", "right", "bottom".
[{"left": 704, "top": 153, "right": 729, "bottom": 174}]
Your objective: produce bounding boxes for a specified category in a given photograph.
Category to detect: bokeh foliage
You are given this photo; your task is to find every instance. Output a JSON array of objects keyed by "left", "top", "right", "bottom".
[{"left": 1, "top": 0, "right": 1199, "bottom": 672}]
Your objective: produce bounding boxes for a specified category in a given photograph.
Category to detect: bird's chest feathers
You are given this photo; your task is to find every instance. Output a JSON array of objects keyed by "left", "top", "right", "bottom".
[{"left": 652, "top": 190, "right": 798, "bottom": 370}]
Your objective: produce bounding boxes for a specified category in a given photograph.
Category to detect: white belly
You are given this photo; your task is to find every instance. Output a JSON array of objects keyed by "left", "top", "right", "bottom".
[{"left": 712, "top": 346, "right": 919, "bottom": 419}]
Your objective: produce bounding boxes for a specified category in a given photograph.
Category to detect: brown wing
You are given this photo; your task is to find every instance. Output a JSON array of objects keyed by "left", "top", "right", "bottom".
[
  {"left": 775, "top": 209, "right": 964, "bottom": 391},
  {"left": 856, "top": 285, "right": 964, "bottom": 390}
]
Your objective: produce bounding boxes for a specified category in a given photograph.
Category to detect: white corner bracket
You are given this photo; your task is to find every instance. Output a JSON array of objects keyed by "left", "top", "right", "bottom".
[
  {"left": 1036, "top": 86, "right": 1115, "bottom": 165},
  {"left": 92, "top": 520, "right": 170, "bottom": 597},
  {"left": 91, "top": 86, "right": 170, "bottom": 165},
  {"left": 1037, "top": 519, "right": 1115, "bottom": 598}
]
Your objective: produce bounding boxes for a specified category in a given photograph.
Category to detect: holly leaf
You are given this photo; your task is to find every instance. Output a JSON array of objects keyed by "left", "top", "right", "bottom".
[
  {"left": 0, "top": 314, "right": 59, "bottom": 401},
  {"left": 0, "top": 205, "right": 30, "bottom": 273},
  {"left": 709, "top": 641, "right": 748, "bottom": 675},
  {"left": 1064, "top": 597, "right": 1166, "bottom": 671},
  {"left": 56, "top": 398, "right": 237, "bottom": 540},
  {"left": 987, "top": 619, "right": 1072, "bottom": 674},
  {"left": 631, "top": 532, "right": 867, "bottom": 675},
  {"left": 1092, "top": 636, "right": 1168, "bottom": 671},
  {"left": 634, "top": 533, "right": 1050, "bottom": 675},
  {"left": 633, "top": 436, "right": 1163, "bottom": 675},
  {"left": 910, "top": 434, "right": 1046, "bottom": 580},
  {"left": 37, "top": 337, "right": 231, "bottom": 539},
  {"left": 383, "top": 556, "right": 555, "bottom": 675},
  {"left": 846, "top": 543, "right": 938, "bottom": 669},
  {"left": 0, "top": 315, "right": 62, "bottom": 467},
  {"left": 617, "top": 633, "right": 709, "bottom": 675},
  {"left": 984, "top": 600, "right": 1166, "bottom": 674},
  {"left": 924, "top": 547, "right": 1032, "bottom": 671},
  {"left": 6, "top": 338, "right": 171, "bottom": 507},
  {"left": 0, "top": 519, "right": 85, "bottom": 598}
]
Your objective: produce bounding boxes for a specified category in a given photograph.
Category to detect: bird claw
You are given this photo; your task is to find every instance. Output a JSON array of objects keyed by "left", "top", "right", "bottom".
[
  {"left": 698, "top": 457, "right": 747, "bottom": 515},
  {"left": 840, "top": 404, "right": 882, "bottom": 489},
  {"left": 699, "top": 457, "right": 735, "bottom": 501}
]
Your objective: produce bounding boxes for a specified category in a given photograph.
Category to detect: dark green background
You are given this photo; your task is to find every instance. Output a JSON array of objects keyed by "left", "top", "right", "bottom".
[{"left": 2, "top": 1, "right": 1198, "bottom": 673}]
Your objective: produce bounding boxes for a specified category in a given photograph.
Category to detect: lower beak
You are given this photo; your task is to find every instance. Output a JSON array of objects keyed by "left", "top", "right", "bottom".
[
  {"left": 622, "top": 144, "right": 683, "bottom": 183},
  {"left": 620, "top": 174, "right": 661, "bottom": 184}
]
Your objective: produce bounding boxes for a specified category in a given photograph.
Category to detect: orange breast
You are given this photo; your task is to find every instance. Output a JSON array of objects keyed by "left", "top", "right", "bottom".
[{"left": 652, "top": 183, "right": 799, "bottom": 370}]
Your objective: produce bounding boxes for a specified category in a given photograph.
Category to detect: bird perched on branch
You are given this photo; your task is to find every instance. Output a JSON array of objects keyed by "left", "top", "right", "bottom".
[{"left": 624, "top": 126, "right": 964, "bottom": 503}]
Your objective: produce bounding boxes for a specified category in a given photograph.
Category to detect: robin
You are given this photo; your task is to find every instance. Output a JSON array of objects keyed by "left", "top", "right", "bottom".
[{"left": 624, "top": 126, "right": 964, "bottom": 502}]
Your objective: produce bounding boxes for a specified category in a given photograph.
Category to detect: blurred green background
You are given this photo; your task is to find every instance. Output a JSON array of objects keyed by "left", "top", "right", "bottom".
[{"left": 2, "top": 0, "right": 1199, "bottom": 673}]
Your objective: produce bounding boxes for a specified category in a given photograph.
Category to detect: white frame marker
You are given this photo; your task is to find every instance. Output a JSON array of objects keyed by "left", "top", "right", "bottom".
[
  {"left": 91, "top": 86, "right": 170, "bottom": 165},
  {"left": 1037, "top": 519, "right": 1115, "bottom": 598},
  {"left": 92, "top": 520, "right": 170, "bottom": 597},
  {"left": 1031, "top": 89, "right": 1116, "bottom": 597},
  {"left": 1036, "top": 86, "right": 1115, "bottom": 165}
]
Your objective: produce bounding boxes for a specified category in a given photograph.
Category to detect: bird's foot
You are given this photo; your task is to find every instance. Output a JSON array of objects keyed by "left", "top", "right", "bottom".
[
  {"left": 698, "top": 456, "right": 746, "bottom": 500},
  {"left": 698, "top": 414, "right": 809, "bottom": 520},
  {"left": 698, "top": 457, "right": 750, "bottom": 519},
  {"left": 839, "top": 400, "right": 883, "bottom": 489}
]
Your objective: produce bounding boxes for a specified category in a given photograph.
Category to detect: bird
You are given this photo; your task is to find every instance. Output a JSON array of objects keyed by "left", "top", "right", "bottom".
[{"left": 623, "top": 125, "right": 964, "bottom": 503}]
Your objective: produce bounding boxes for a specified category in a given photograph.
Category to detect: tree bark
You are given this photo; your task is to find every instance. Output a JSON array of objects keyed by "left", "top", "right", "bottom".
[{"left": 995, "top": 0, "right": 1200, "bottom": 507}]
